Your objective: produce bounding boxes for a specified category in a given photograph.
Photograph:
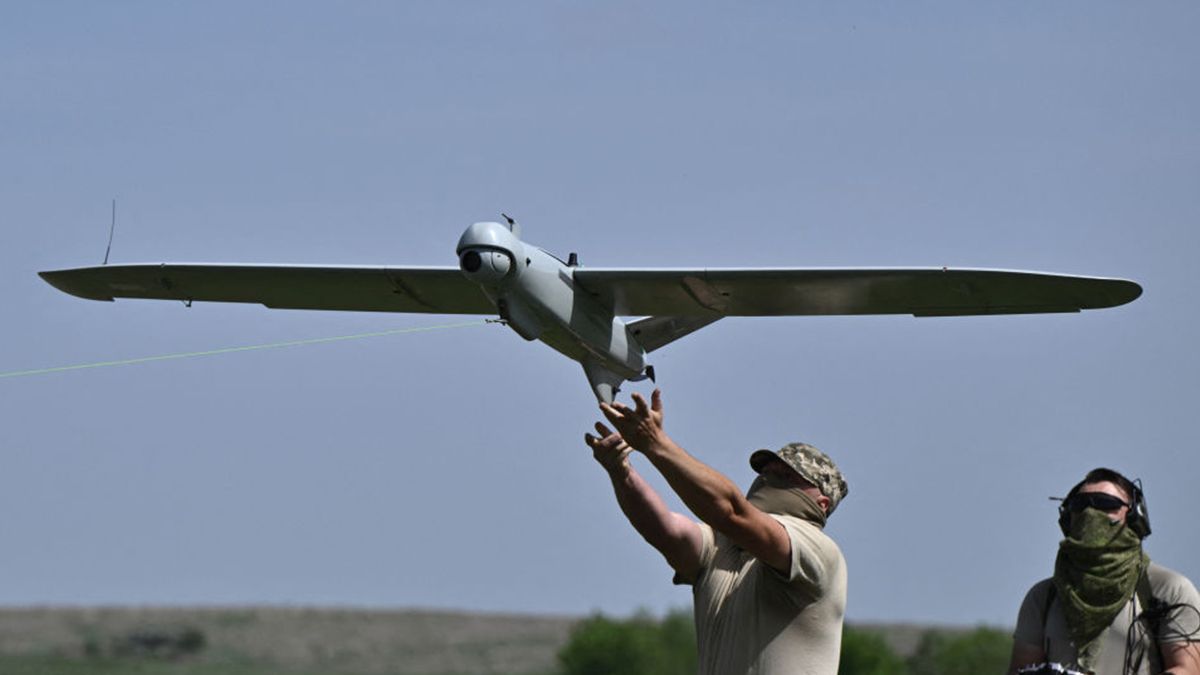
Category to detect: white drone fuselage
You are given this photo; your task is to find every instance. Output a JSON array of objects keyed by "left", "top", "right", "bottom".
[{"left": 456, "top": 221, "right": 646, "bottom": 402}]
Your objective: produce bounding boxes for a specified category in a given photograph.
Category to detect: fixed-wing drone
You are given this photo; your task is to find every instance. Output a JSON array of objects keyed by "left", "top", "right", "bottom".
[{"left": 40, "top": 218, "right": 1142, "bottom": 401}]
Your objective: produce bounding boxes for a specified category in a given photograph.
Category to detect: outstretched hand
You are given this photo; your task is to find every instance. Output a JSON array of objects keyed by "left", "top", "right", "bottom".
[
  {"left": 599, "top": 389, "right": 665, "bottom": 454},
  {"left": 584, "top": 422, "right": 632, "bottom": 473}
]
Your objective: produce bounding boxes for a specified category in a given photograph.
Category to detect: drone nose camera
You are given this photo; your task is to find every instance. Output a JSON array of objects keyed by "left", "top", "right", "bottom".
[{"left": 459, "top": 248, "right": 513, "bottom": 282}]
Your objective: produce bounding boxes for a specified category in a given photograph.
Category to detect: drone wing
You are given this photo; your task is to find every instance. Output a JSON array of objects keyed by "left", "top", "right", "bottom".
[
  {"left": 38, "top": 263, "right": 495, "bottom": 314},
  {"left": 571, "top": 267, "right": 1142, "bottom": 317}
]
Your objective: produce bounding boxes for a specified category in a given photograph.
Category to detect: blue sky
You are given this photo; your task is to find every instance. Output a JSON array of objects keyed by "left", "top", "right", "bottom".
[{"left": 2, "top": 2, "right": 1197, "bottom": 626}]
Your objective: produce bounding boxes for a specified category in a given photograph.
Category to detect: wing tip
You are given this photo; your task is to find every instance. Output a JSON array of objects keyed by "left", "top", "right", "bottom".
[
  {"left": 38, "top": 269, "right": 116, "bottom": 301},
  {"left": 1085, "top": 278, "right": 1142, "bottom": 310}
]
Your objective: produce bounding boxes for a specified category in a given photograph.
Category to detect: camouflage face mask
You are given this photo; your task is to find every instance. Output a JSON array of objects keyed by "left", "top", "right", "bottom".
[
  {"left": 746, "top": 476, "right": 826, "bottom": 528},
  {"left": 1052, "top": 508, "right": 1149, "bottom": 670}
]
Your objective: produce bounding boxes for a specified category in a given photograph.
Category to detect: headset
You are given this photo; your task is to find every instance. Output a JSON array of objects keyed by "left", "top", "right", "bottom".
[{"left": 1057, "top": 467, "right": 1152, "bottom": 539}]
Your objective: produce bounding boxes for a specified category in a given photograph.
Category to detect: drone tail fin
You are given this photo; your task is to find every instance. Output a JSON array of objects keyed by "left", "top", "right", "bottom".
[{"left": 582, "top": 360, "right": 625, "bottom": 404}]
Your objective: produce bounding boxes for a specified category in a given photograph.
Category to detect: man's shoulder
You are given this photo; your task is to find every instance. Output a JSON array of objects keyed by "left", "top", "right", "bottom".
[
  {"left": 771, "top": 514, "right": 835, "bottom": 540},
  {"left": 1027, "top": 576, "right": 1055, "bottom": 592},
  {"left": 1147, "top": 561, "right": 1194, "bottom": 585},
  {"left": 1019, "top": 577, "right": 1056, "bottom": 609},
  {"left": 1146, "top": 561, "right": 1200, "bottom": 602},
  {"left": 770, "top": 514, "right": 843, "bottom": 562}
]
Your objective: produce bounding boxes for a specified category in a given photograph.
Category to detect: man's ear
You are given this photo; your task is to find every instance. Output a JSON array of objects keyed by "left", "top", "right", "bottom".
[{"left": 816, "top": 495, "right": 831, "bottom": 514}]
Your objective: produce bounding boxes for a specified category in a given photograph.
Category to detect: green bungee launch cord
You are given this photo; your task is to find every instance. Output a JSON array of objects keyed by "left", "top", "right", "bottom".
[{"left": 0, "top": 320, "right": 487, "bottom": 379}]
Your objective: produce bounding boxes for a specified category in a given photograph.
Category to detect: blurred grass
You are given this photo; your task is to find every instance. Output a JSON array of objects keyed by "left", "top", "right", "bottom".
[
  {"left": 0, "top": 655, "right": 275, "bottom": 675},
  {"left": 0, "top": 654, "right": 553, "bottom": 675},
  {"left": 0, "top": 608, "right": 571, "bottom": 675}
]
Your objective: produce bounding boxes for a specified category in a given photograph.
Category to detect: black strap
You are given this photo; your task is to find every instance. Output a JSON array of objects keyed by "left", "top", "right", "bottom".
[
  {"left": 1042, "top": 583, "right": 1056, "bottom": 655},
  {"left": 1133, "top": 571, "right": 1163, "bottom": 674}
]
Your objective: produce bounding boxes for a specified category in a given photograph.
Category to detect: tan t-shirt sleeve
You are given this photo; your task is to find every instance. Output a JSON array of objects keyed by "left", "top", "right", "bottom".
[
  {"left": 1152, "top": 570, "right": 1200, "bottom": 644},
  {"left": 769, "top": 515, "right": 841, "bottom": 599},
  {"left": 1013, "top": 579, "right": 1053, "bottom": 647},
  {"left": 672, "top": 522, "right": 716, "bottom": 586}
]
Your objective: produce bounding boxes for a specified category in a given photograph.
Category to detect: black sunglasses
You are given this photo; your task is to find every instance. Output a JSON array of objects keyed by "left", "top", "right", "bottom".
[{"left": 1064, "top": 492, "right": 1130, "bottom": 513}]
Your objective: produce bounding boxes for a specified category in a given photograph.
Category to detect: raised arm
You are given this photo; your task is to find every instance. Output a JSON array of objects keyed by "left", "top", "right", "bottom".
[
  {"left": 585, "top": 422, "right": 704, "bottom": 580},
  {"left": 600, "top": 390, "right": 793, "bottom": 573}
]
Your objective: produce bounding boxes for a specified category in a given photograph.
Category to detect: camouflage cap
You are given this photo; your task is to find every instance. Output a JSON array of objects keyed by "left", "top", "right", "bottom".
[{"left": 750, "top": 442, "right": 849, "bottom": 515}]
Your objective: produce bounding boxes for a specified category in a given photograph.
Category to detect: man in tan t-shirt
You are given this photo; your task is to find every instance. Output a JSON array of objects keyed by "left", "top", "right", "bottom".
[
  {"left": 585, "top": 388, "right": 848, "bottom": 675},
  {"left": 1007, "top": 468, "right": 1200, "bottom": 675}
]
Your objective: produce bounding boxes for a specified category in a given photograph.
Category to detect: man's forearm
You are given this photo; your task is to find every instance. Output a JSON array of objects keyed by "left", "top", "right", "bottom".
[
  {"left": 639, "top": 433, "right": 752, "bottom": 529},
  {"left": 596, "top": 390, "right": 790, "bottom": 572},
  {"left": 606, "top": 462, "right": 699, "bottom": 571},
  {"left": 597, "top": 391, "right": 746, "bottom": 527}
]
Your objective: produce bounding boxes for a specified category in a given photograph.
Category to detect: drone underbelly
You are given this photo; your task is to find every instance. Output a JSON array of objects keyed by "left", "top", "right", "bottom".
[
  {"left": 538, "top": 326, "right": 590, "bottom": 362},
  {"left": 543, "top": 319, "right": 641, "bottom": 369}
]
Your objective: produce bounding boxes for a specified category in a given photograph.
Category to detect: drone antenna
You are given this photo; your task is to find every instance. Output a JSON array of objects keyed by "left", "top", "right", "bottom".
[
  {"left": 103, "top": 198, "right": 116, "bottom": 265},
  {"left": 500, "top": 213, "right": 521, "bottom": 238}
]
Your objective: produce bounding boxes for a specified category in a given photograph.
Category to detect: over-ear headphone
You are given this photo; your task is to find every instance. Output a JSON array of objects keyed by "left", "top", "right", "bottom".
[{"left": 1057, "top": 467, "right": 1152, "bottom": 539}]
